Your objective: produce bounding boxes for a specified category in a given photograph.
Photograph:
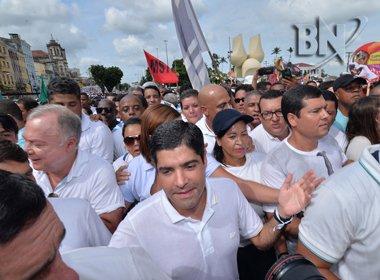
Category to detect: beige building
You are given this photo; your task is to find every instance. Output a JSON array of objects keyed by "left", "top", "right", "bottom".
[{"left": 0, "top": 40, "right": 16, "bottom": 91}]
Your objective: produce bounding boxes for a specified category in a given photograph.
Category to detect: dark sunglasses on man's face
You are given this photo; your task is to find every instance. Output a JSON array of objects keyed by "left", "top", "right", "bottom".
[
  {"left": 124, "top": 135, "right": 141, "bottom": 145},
  {"left": 96, "top": 107, "right": 112, "bottom": 114},
  {"left": 234, "top": 97, "right": 245, "bottom": 104}
]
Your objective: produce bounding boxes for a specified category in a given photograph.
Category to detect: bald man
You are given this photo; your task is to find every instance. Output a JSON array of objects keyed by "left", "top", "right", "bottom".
[{"left": 196, "top": 84, "right": 231, "bottom": 153}]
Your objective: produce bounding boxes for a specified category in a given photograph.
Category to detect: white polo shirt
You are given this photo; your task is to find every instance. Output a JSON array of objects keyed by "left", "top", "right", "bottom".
[
  {"left": 80, "top": 113, "right": 114, "bottom": 163},
  {"left": 299, "top": 144, "right": 380, "bottom": 279},
  {"left": 262, "top": 135, "right": 346, "bottom": 213},
  {"left": 196, "top": 115, "right": 216, "bottom": 154},
  {"left": 50, "top": 198, "right": 111, "bottom": 253},
  {"left": 120, "top": 153, "right": 220, "bottom": 203},
  {"left": 249, "top": 124, "right": 287, "bottom": 154},
  {"left": 112, "top": 123, "right": 126, "bottom": 160},
  {"left": 34, "top": 149, "right": 125, "bottom": 215},
  {"left": 63, "top": 247, "right": 170, "bottom": 280},
  {"left": 110, "top": 177, "right": 263, "bottom": 280}
]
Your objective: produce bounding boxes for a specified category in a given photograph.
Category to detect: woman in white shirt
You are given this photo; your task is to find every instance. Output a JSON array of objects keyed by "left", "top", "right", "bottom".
[
  {"left": 346, "top": 95, "right": 380, "bottom": 161},
  {"left": 212, "top": 108, "right": 276, "bottom": 280},
  {"left": 113, "top": 117, "right": 142, "bottom": 184}
]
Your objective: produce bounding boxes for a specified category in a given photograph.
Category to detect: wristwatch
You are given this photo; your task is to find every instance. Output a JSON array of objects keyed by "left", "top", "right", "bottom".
[{"left": 273, "top": 208, "right": 293, "bottom": 231}]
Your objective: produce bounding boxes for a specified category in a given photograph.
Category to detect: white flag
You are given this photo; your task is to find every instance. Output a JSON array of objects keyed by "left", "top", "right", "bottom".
[{"left": 171, "top": 0, "right": 210, "bottom": 91}]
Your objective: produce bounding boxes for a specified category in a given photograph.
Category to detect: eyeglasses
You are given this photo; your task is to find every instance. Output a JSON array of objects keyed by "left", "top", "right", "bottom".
[
  {"left": 124, "top": 135, "right": 141, "bottom": 145},
  {"left": 261, "top": 110, "right": 283, "bottom": 120},
  {"left": 96, "top": 107, "right": 112, "bottom": 114},
  {"left": 234, "top": 97, "right": 245, "bottom": 104},
  {"left": 122, "top": 105, "right": 141, "bottom": 113}
]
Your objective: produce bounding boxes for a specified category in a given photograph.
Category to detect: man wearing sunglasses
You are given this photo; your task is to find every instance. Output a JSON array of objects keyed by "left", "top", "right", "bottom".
[{"left": 332, "top": 74, "right": 366, "bottom": 132}]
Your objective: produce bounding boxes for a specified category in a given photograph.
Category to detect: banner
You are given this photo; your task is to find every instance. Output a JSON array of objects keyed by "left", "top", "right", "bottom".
[
  {"left": 143, "top": 50, "right": 179, "bottom": 84},
  {"left": 350, "top": 42, "right": 380, "bottom": 82},
  {"left": 171, "top": 0, "right": 210, "bottom": 90}
]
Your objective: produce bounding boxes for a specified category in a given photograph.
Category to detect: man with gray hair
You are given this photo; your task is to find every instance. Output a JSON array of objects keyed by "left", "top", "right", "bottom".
[{"left": 24, "top": 104, "right": 125, "bottom": 232}]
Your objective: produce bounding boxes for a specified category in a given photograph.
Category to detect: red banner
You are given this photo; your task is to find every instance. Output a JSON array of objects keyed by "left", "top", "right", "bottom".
[{"left": 144, "top": 50, "right": 179, "bottom": 84}]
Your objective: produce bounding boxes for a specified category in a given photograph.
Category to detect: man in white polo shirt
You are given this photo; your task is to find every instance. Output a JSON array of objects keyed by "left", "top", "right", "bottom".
[
  {"left": 298, "top": 144, "right": 380, "bottom": 279},
  {"left": 24, "top": 105, "right": 125, "bottom": 233},
  {"left": 110, "top": 120, "right": 321, "bottom": 279},
  {"left": 196, "top": 84, "right": 231, "bottom": 153},
  {"left": 249, "top": 90, "right": 290, "bottom": 154},
  {"left": 261, "top": 85, "right": 347, "bottom": 255},
  {"left": 48, "top": 77, "right": 114, "bottom": 163}
]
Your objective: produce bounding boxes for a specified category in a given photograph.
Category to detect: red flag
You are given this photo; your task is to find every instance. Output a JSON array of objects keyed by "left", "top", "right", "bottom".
[{"left": 144, "top": 50, "right": 179, "bottom": 84}]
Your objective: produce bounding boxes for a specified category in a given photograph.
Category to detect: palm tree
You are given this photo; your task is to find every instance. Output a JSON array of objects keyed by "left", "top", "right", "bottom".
[
  {"left": 287, "top": 47, "right": 294, "bottom": 62},
  {"left": 271, "top": 47, "right": 281, "bottom": 59}
]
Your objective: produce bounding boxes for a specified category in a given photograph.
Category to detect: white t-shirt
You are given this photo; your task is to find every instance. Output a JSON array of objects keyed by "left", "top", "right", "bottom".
[
  {"left": 120, "top": 153, "right": 221, "bottom": 203},
  {"left": 346, "top": 135, "right": 372, "bottom": 161},
  {"left": 62, "top": 247, "right": 171, "bottom": 280},
  {"left": 112, "top": 124, "right": 126, "bottom": 160},
  {"left": 327, "top": 125, "right": 348, "bottom": 152},
  {"left": 299, "top": 144, "right": 380, "bottom": 279},
  {"left": 113, "top": 152, "right": 134, "bottom": 172},
  {"left": 79, "top": 113, "right": 114, "bottom": 163},
  {"left": 196, "top": 115, "right": 216, "bottom": 154},
  {"left": 110, "top": 177, "right": 263, "bottom": 280},
  {"left": 223, "top": 152, "right": 266, "bottom": 219},
  {"left": 249, "top": 124, "right": 286, "bottom": 154},
  {"left": 50, "top": 198, "right": 111, "bottom": 253},
  {"left": 34, "top": 150, "right": 125, "bottom": 215},
  {"left": 262, "top": 135, "right": 346, "bottom": 213}
]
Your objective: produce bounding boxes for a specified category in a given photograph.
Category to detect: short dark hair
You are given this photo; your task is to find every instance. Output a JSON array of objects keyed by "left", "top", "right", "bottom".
[
  {"left": 318, "top": 81, "right": 334, "bottom": 91},
  {"left": 0, "top": 171, "right": 47, "bottom": 244},
  {"left": 259, "top": 90, "right": 283, "bottom": 112},
  {"left": 0, "top": 140, "right": 28, "bottom": 163},
  {"left": 0, "top": 100, "right": 23, "bottom": 122},
  {"left": 321, "top": 89, "right": 338, "bottom": 110},
  {"left": 150, "top": 120, "right": 205, "bottom": 165},
  {"left": 16, "top": 97, "right": 39, "bottom": 112},
  {"left": 0, "top": 114, "right": 18, "bottom": 135},
  {"left": 122, "top": 117, "right": 141, "bottom": 138},
  {"left": 282, "top": 85, "right": 323, "bottom": 126},
  {"left": 47, "top": 77, "right": 81, "bottom": 99},
  {"left": 234, "top": 84, "right": 254, "bottom": 97},
  {"left": 180, "top": 89, "right": 199, "bottom": 108}
]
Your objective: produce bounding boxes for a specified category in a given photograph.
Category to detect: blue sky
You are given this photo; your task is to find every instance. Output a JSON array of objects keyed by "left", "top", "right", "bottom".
[{"left": 0, "top": 0, "right": 379, "bottom": 84}]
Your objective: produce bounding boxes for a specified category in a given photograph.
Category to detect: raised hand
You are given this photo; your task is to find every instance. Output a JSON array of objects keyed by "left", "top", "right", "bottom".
[{"left": 277, "top": 170, "right": 323, "bottom": 218}]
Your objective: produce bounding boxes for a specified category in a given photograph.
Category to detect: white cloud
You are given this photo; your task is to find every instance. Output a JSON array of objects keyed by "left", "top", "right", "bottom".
[{"left": 113, "top": 35, "right": 146, "bottom": 54}]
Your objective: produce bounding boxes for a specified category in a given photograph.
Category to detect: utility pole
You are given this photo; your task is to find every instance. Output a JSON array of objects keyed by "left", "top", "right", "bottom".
[
  {"left": 228, "top": 36, "right": 232, "bottom": 71},
  {"left": 164, "top": 40, "right": 169, "bottom": 67},
  {"left": 346, "top": 51, "right": 353, "bottom": 72}
]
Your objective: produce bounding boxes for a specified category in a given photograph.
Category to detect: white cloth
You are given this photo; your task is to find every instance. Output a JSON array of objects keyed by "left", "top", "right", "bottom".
[
  {"left": 79, "top": 113, "right": 114, "bottom": 163},
  {"left": 196, "top": 115, "right": 216, "bottom": 154},
  {"left": 112, "top": 123, "right": 126, "bottom": 160},
  {"left": 346, "top": 135, "right": 372, "bottom": 161},
  {"left": 113, "top": 152, "right": 134, "bottom": 171},
  {"left": 262, "top": 136, "right": 346, "bottom": 213},
  {"left": 34, "top": 150, "right": 125, "bottom": 215},
  {"left": 249, "top": 124, "right": 285, "bottom": 154},
  {"left": 327, "top": 125, "right": 348, "bottom": 152},
  {"left": 50, "top": 198, "right": 111, "bottom": 253},
  {"left": 110, "top": 178, "right": 263, "bottom": 280},
  {"left": 62, "top": 246, "right": 170, "bottom": 280},
  {"left": 120, "top": 154, "right": 220, "bottom": 203},
  {"left": 223, "top": 152, "right": 265, "bottom": 219},
  {"left": 299, "top": 144, "right": 380, "bottom": 280}
]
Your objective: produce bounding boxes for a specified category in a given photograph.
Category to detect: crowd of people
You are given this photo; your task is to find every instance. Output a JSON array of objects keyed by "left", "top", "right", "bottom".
[{"left": 0, "top": 72, "right": 379, "bottom": 279}]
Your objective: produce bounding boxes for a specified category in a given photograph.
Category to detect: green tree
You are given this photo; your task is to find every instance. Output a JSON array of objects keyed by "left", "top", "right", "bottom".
[
  {"left": 139, "top": 68, "right": 153, "bottom": 85},
  {"left": 207, "top": 53, "right": 228, "bottom": 84},
  {"left": 172, "top": 59, "right": 190, "bottom": 86},
  {"left": 118, "top": 83, "right": 131, "bottom": 91},
  {"left": 89, "top": 65, "right": 123, "bottom": 93},
  {"left": 271, "top": 47, "right": 282, "bottom": 59}
]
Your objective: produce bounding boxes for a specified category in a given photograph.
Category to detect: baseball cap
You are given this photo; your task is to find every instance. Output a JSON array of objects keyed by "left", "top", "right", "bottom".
[
  {"left": 332, "top": 74, "right": 366, "bottom": 92},
  {"left": 142, "top": 81, "right": 159, "bottom": 92},
  {"left": 212, "top": 109, "right": 253, "bottom": 136}
]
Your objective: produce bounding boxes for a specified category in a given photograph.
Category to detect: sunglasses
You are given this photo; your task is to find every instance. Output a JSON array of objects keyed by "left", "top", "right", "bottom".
[
  {"left": 124, "top": 135, "right": 141, "bottom": 145},
  {"left": 96, "top": 107, "right": 112, "bottom": 114},
  {"left": 234, "top": 97, "right": 245, "bottom": 104}
]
